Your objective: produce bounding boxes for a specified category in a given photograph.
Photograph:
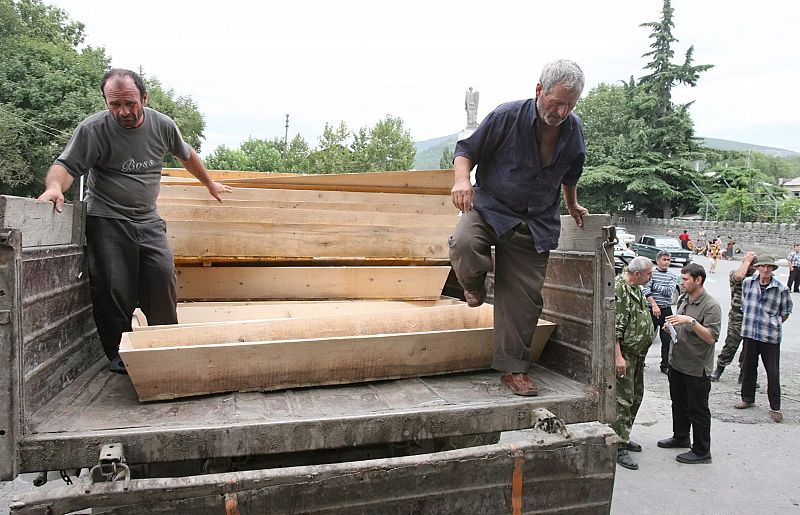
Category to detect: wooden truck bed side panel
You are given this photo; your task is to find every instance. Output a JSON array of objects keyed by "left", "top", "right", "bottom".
[{"left": 11, "top": 422, "right": 617, "bottom": 515}]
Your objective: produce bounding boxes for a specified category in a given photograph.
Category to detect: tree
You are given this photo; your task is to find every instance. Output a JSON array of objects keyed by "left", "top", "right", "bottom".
[
  {"left": 309, "top": 122, "right": 353, "bottom": 173},
  {"left": 355, "top": 115, "right": 415, "bottom": 172},
  {"left": 0, "top": 0, "right": 108, "bottom": 197},
  {"left": 439, "top": 145, "right": 454, "bottom": 169}
]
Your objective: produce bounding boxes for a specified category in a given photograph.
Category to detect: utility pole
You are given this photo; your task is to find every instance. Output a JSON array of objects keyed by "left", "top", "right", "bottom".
[{"left": 284, "top": 114, "right": 290, "bottom": 155}]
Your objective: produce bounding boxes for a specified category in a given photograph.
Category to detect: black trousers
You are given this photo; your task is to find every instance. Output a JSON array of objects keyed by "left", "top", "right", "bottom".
[
  {"left": 652, "top": 305, "right": 673, "bottom": 369},
  {"left": 741, "top": 338, "right": 781, "bottom": 410},
  {"left": 788, "top": 269, "right": 800, "bottom": 292},
  {"left": 668, "top": 367, "right": 711, "bottom": 456},
  {"left": 86, "top": 216, "right": 178, "bottom": 360}
]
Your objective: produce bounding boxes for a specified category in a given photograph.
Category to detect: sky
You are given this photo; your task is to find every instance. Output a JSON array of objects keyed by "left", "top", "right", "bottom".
[{"left": 48, "top": 0, "right": 800, "bottom": 155}]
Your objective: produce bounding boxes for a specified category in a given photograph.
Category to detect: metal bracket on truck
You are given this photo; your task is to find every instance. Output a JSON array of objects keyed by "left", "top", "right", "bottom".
[{"left": 88, "top": 443, "right": 130, "bottom": 485}]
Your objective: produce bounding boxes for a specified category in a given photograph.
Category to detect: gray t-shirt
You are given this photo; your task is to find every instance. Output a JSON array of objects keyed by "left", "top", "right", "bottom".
[{"left": 56, "top": 107, "right": 191, "bottom": 222}]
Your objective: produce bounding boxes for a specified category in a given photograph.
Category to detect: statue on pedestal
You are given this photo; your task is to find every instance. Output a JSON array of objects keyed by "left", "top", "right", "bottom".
[{"left": 465, "top": 87, "right": 479, "bottom": 129}]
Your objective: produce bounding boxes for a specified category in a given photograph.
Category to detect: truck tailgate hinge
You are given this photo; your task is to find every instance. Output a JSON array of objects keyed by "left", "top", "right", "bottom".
[{"left": 88, "top": 443, "right": 130, "bottom": 486}]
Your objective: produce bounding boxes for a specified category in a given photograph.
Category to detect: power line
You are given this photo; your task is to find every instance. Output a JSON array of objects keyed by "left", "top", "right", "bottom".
[{"left": 0, "top": 104, "right": 74, "bottom": 141}]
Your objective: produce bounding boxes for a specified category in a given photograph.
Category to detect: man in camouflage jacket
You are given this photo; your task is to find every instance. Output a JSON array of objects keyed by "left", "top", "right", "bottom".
[
  {"left": 711, "top": 252, "right": 756, "bottom": 382},
  {"left": 613, "top": 256, "right": 655, "bottom": 470}
]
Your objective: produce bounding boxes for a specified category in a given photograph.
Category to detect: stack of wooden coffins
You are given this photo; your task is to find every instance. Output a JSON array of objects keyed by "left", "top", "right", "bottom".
[{"left": 119, "top": 169, "right": 554, "bottom": 401}]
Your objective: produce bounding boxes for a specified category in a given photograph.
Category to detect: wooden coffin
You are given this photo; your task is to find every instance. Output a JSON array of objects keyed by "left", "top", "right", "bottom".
[{"left": 119, "top": 303, "right": 556, "bottom": 401}]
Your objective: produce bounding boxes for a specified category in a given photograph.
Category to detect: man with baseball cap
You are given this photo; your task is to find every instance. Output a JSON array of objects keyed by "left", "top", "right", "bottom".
[{"left": 735, "top": 255, "right": 793, "bottom": 423}]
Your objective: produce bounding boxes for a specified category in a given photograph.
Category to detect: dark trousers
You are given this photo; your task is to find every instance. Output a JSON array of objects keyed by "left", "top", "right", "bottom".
[
  {"left": 86, "top": 216, "right": 178, "bottom": 360},
  {"left": 788, "top": 269, "right": 800, "bottom": 292},
  {"left": 741, "top": 338, "right": 781, "bottom": 410},
  {"left": 668, "top": 368, "right": 711, "bottom": 456},
  {"left": 652, "top": 306, "right": 673, "bottom": 369},
  {"left": 449, "top": 210, "right": 549, "bottom": 373}
]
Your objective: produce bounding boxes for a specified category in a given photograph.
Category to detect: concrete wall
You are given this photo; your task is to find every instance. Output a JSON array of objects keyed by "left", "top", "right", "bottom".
[{"left": 615, "top": 216, "right": 799, "bottom": 258}]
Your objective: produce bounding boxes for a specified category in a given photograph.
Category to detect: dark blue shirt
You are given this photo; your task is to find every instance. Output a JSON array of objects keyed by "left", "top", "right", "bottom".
[{"left": 454, "top": 98, "right": 585, "bottom": 252}]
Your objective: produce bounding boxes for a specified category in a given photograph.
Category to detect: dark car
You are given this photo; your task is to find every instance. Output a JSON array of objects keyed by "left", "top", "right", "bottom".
[{"left": 629, "top": 235, "right": 692, "bottom": 266}]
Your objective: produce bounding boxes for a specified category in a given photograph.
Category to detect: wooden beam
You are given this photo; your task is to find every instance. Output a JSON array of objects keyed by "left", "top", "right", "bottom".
[
  {"left": 158, "top": 204, "right": 458, "bottom": 228},
  {"left": 157, "top": 197, "right": 458, "bottom": 216},
  {"left": 161, "top": 168, "right": 296, "bottom": 181},
  {"left": 0, "top": 196, "right": 80, "bottom": 247},
  {"left": 175, "top": 266, "right": 452, "bottom": 301},
  {"left": 166, "top": 221, "right": 452, "bottom": 261},
  {"left": 134, "top": 299, "right": 463, "bottom": 329}
]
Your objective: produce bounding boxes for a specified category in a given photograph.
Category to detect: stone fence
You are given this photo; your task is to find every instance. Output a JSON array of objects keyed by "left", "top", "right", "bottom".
[{"left": 615, "top": 216, "right": 799, "bottom": 258}]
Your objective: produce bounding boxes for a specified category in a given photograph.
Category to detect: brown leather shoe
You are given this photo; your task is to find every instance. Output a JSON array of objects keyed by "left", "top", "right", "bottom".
[
  {"left": 464, "top": 289, "right": 486, "bottom": 307},
  {"left": 734, "top": 401, "right": 755, "bottom": 409},
  {"left": 501, "top": 373, "right": 538, "bottom": 396}
]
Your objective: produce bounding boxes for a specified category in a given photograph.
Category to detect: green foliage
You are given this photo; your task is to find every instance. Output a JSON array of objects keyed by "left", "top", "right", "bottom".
[
  {"left": 207, "top": 116, "right": 416, "bottom": 174},
  {"left": 778, "top": 198, "right": 800, "bottom": 223},
  {"left": 439, "top": 145, "right": 454, "bottom": 169},
  {"left": 0, "top": 0, "right": 107, "bottom": 197},
  {"left": 573, "top": 0, "right": 711, "bottom": 218}
]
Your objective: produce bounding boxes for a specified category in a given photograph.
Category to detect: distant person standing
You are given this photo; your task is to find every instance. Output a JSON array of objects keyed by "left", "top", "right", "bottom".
[
  {"left": 787, "top": 243, "right": 800, "bottom": 293},
  {"left": 726, "top": 236, "right": 736, "bottom": 260},
  {"left": 711, "top": 252, "right": 757, "bottom": 382},
  {"left": 708, "top": 240, "right": 721, "bottom": 273},
  {"left": 658, "top": 263, "right": 721, "bottom": 464},
  {"left": 679, "top": 230, "right": 690, "bottom": 250},
  {"left": 643, "top": 251, "right": 678, "bottom": 374},
  {"left": 735, "top": 256, "right": 793, "bottom": 423}
]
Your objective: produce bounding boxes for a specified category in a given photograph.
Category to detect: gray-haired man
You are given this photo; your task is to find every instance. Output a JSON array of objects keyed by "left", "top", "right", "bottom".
[
  {"left": 448, "top": 59, "right": 588, "bottom": 396},
  {"left": 643, "top": 250, "right": 679, "bottom": 374}
]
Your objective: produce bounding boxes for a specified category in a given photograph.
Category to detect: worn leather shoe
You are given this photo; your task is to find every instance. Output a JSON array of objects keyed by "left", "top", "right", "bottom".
[
  {"left": 464, "top": 289, "right": 486, "bottom": 308},
  {"left": 616, "top": 448, "right": 638, "bottom": 470},
  {"left": 657, "top": 436, "right": 691, "bottom": 449},
  {"left": 626, "top": 441, "right": 642, "bottom": 452},
  {"left": 770, "top": 410, "right": 784, "bottom": 423},
  {"left": 109, "top": 355, "right": 128, "bottom": 375},
  {"left": 500, "top": 373, "right": 538, "bottom": 396},
  {"left": 676, "top": 450, "right": 712, "bottom": 464},
  {"left": 710, "top": 366, "right": 724, "bottom": 382},
  {"left": 734, "top": 401, "right": 755, "bottom": 409}
]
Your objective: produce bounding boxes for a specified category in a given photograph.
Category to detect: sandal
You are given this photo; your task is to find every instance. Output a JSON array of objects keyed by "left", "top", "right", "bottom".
[
  {"left": 771, "top": 410, "right": 784, "bottom": 423},
  {"left": 616, "top": 448, "right": 639, "bottom": 470},
  {"left": 734, "top": 401, "right": 754, "bottom": 409}
]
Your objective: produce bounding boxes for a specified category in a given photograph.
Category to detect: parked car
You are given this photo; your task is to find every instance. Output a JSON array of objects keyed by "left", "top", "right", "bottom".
[
  {"left": 629, "top": 235, "right": 692, "bottom": 266},
  {"left": 614, "top": 241, "right": 635, "bottom": 275},
  {"left": 615, "top": 227, "right": 636, "bottom": 247}
]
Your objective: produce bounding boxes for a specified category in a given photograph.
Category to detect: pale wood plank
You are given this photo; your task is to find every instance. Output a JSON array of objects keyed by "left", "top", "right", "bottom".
[
  {"left": 0, "top": 196, "right": 78, "bottom": 247},
  {"left": 122, "top": 304, "right": 495, "bottom": 350},
  {"left": 166, "top": 221, "right": 452, "bottom": 260},
  {"left": 158, "top": 204, "right": 458, "bottom": 228},
  {"left": 158, "top": 184, "right": 454, "bottom": 209},
  {"left": 157, "top": 197, "right": 458, "bottom": 216},
  {"left": 218, "top": 169, "right": 454, "bottom": 195},
  {"left": 161, "top": 168, "right": 295, "bottom": 181},
  {"left": 134, "top": 299, "right": 463, "bottom": 329},
  {"left": 557, "top": 214, "right": 612, "bottom": 252},
  {"left": 122, "top": 329, "right": 494, "bottom": 401}
]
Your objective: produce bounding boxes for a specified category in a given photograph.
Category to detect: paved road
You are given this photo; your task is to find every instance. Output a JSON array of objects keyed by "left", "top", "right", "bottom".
[{"left": 612, "top": 254, "right": 800, "bottom": 514}]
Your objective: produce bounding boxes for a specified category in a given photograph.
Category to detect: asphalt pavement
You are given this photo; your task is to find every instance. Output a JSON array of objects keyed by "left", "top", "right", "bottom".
[{"left": 612, "top": 254, "right": 800, "bottom": 514}]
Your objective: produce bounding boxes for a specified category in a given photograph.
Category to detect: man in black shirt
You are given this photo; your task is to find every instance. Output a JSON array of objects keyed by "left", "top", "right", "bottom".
[{"left": 448, "top": 59, "right": 588, "bottom": 396}]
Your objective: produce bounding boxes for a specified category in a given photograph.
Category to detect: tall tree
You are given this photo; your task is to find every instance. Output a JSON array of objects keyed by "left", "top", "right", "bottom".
[
  {"left": 144, "top": 77, "right": 206, "bottom": 167},
  {"left": 439, "top": 145, "right": 455, "bottom": 169}
]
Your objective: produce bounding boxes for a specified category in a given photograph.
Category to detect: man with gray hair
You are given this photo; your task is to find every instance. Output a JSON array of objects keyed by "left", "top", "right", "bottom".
[
  {"left": 448, "top": 59, "right": 588, "bottom": 396},
  {"left": 643, "top": 250, "right": 679, "bottom": 374},
  {"left": 613, "top": 256, "right": 655, "bottom": 470}
]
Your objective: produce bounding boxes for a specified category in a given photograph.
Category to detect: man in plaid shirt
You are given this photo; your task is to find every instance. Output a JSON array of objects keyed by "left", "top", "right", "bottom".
[
  {"left": 787, "top": 243, "right": 800, "bottom": 293},
  {"left": 735, "top": 256, "right": 793, "bottom": 423}
]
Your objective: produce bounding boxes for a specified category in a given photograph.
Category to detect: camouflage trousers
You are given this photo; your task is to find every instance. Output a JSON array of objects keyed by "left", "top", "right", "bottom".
[
  {"left": 611, "top": 347, "right": 647, "bottom": 444},
  {"left": 716, "top": 312, "right": 744, "bottom": 369}
]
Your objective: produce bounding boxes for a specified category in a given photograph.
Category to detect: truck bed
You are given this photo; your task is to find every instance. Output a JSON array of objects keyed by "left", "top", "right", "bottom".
[{"left": 21, "top": 359, "right": 595, "bottom": 473}]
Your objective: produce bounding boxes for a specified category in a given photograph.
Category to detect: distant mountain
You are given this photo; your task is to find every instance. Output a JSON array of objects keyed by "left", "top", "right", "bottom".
[
  {"left": 413, "top": 134, "right": 799, "bottom": 169},
  {"left": 414, "top": 133, "right": 458, "bottom": 170},
  {"left": 699, "top": 138, "right": 800, "bottom": 157}
]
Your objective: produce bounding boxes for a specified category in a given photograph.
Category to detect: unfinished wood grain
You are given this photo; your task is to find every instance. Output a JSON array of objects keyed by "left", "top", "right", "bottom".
[
  {"left": 0, "top": 196, "right": 78, "bottom": 247},
  {"left": 157, "top": 197, "right": 458, "bottom": 216},
  {"left": 175, "top": 266, "right": 451, "bottom": 301},
  {"left": 158, "top": 204, "right": 457, "bottom": 228},
  {"left": 217, "top": 169, "right": 454, "bottom": 195},
  {"left": 133, "top": 299, "right": 463, "bottom": 329},
  {"left": 122, "top": 330, "right": 492, "bottom": 401},
  {"left": 557, "top": 214, "right": 612, "bottom": 252},
  {"left": 166, "top": 221, "right": 451, "bottom": 261},
  {"left": 161, "top": 168, "right": 294, "bottom": 181},
  {"left": 158, "top": 184, "right": 454, "bottom": 209},
  {"left": 122, "top": 304, "right": 494, "bottom": 349}
]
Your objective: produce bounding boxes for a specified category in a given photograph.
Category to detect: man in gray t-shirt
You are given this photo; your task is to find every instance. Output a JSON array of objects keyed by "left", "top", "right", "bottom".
[{"left": 38, "top": 68, "right": 230, "bottom": 373}]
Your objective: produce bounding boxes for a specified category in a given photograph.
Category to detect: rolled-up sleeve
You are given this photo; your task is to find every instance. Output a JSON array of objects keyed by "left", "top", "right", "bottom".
[{"left": 702, "top": 304, "right": 722, "bottom": 341}]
